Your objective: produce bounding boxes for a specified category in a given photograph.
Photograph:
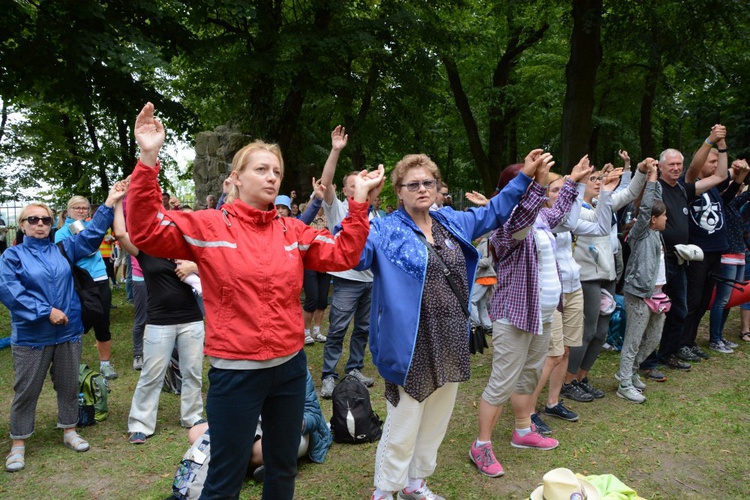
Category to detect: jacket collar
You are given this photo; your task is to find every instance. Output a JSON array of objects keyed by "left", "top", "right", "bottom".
[{"left": 221, "top": 198, "right": 280, "bottom": 226}]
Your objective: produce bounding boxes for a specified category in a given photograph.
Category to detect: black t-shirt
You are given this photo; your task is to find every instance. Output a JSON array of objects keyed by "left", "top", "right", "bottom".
[
  {"left": 659, "top": 179, "right": 697, "bottom": 251},
  {"left": 135, "top": 252, "right": 203, "bottom": 326},
  {"left": 688, "top": 182, "right": 729, "bottom": 253}
]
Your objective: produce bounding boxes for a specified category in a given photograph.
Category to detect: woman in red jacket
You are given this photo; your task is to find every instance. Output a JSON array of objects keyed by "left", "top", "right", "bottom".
[{"left": 127, "top": 103, "right": 383, "bottom": 500}]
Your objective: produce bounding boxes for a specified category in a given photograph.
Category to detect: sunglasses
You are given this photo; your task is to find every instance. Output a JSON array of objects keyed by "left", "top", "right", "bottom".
[
  {"left": 23, "top": 216, "right": 53, "bottom": 226},
  {"left": 400, "top": 179, "right": 437, "bottom": 192}
]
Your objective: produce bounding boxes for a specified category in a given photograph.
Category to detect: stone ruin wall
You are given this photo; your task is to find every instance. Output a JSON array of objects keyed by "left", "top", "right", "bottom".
[{"left": 192, "top": 125, "right": 250, "bottom": 208}]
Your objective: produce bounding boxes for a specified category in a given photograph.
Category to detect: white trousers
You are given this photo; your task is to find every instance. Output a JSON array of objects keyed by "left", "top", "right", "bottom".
[{"left": 374, "top": 382, "right": 459, "bottom": 492}]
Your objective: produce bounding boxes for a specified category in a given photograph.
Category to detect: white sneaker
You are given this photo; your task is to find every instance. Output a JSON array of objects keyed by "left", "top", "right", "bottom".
[
  {"left": 312, "top": 331, "right": 327, "bottom": 343},
  {"left": 617, "top": 384, "right": 646, "bottom": 403},
  {"left": 304, "top": 334, "right": 315, "bottom": 345}
]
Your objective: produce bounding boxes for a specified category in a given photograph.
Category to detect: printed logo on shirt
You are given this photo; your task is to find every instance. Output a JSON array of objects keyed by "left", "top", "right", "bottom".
[{"left": 690, "top": 192, "right": 723, "bottom": 234}]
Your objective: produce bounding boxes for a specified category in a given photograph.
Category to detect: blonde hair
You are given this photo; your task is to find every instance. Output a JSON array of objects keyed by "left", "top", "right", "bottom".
[
  {"left": 226, "top": 141, "right": 284, "bottom": 204},
  {"left": 391, "top": 154, "right": 441, "bottom": 195},
  {"left": 547, "top": 173, "right": 563, "bottom": 190},
  {"left": 19, "top": 202, "right": 54, "bottom": 223},
  {"left": 66, "top": 195, "right": 89, "bottom": 211}
]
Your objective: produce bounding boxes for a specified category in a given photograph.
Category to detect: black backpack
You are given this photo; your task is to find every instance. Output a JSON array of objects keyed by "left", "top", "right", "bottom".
[
  {"left": 57, "top": 243, "right": 103, "bottom": 332},
  {"left": 330, "top": 375, "right": 383, "bottom": 444}
]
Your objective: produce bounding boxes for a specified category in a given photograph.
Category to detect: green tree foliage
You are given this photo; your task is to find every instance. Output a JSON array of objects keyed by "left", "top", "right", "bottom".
[{"left": 2, "top": 1, "right": 750, "bottom": 201}]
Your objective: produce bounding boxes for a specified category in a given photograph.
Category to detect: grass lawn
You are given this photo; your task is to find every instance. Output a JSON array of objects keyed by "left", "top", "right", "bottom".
[{"left": 0, "top": 286, "right": 748, "bottom": 499}]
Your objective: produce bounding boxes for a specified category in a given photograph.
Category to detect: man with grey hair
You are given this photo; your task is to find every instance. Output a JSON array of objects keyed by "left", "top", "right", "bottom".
[{"left": 656, "top": 125, "right": 728, "bottom": 371}]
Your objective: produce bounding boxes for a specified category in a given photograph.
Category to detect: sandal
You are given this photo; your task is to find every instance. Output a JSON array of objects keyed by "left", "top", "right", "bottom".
[
  {"left": 5, "top": 446, "right": 25, "bottom": 472},
  {"left": 63, "top": 432, "right": 90, "bottom": 452},
  {"left": 740, "top": 332, "right": 750, "bottom": 343}
]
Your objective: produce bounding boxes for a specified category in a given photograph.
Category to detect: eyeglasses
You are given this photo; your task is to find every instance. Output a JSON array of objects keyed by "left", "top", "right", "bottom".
[
  {"left": 588, "top": 176, "right": 603, "bottom": 183},
  {"left": 23, "top": 216, "right": 53, "bottom": 226},
  {"left": 400, "top": 179, "right": 437, "bottom": 192},
  {"left": 70, "top": 206, "right": 89, "bottom": 211}
]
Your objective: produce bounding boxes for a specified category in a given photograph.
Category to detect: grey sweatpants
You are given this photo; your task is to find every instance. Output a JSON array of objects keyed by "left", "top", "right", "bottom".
[
  {"left": 10, "top": 339, "right": 83, "bottom": 439},
  {"left": 617, "top": 292, "right": 665, "bottom": 385}
]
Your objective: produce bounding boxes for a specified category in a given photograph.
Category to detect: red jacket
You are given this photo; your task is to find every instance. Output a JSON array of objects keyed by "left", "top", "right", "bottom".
[{"left": 127, "top": 161, "right": 370, "bottom": 361}]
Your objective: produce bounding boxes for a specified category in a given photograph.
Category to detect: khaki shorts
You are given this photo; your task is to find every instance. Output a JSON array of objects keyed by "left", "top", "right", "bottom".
[
  {"left": 562, "top": 288, "right": 584, "bottom": 347},
  {"left": 548, "top": 310, "right": 565, "bottom": 357}
]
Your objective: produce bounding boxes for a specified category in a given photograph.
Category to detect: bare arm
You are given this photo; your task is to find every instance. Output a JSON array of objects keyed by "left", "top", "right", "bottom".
[
  {"left": 687, "top": 124, "right": 724, "bottom": 183},
  {"left": 319, "top": 126, "right": 348, "bottom": 204},
  {"left": 112, "top": 198, "right": 139, "bottom": 257},
  {"left": 695, "top": 128, "right": 729, "bottom": 195}
]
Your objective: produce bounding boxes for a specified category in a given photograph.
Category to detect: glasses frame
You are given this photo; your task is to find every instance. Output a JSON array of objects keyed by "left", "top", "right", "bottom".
[
  {"left": 23, "top": 216, "right": 54, "bottom": 226},
  {"left": 400, "top": 179, "right": 438, "bottom": 192}
]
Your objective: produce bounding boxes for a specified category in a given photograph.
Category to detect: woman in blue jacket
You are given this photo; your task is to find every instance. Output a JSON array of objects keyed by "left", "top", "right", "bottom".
[
  {"left": 0, "top": 184, "right": 125, "bottom": 472},
  {"left": 362, "top": 150, "right": 547, "bottom": 500}
]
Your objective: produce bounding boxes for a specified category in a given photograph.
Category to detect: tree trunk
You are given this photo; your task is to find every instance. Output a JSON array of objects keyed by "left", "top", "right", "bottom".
[
  {"left": 560, "top": 0, "right": 603, "bottom": 173},
  {"left": 639, "top": 60, "right": 661, "bottom": 159},
  {"left": 440, "top": 55, "right": 492, "bottom": 193}
]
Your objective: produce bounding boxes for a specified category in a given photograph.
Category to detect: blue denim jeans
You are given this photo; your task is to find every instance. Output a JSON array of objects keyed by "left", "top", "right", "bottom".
[
  {"left": 321, "top": 277, "right": 372, "bottom": 380},
  {"left": 709, "top": 262, "right": 745, "bottom": 343},
  {"left": 127, "top": 320, "right": 205, "bottom": 435},
  {"left": 202, "top": 351, "right": 307, "bottom": 500}
]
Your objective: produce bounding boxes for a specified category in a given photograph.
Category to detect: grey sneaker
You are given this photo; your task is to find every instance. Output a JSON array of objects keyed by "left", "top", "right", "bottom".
[
  {"left": 615, "top": 372, "right": 645, "bottom": 391},
  {"left": 100, "top": 364, "right": 118, "bottom": 380},
  {"left": 617, "top": 384, "right": 646, "bottom": 403},
  {"left": 348, "top": 368, "right": 375, "bottom": 387},
  {"left": 397, "top": 482, "right": 445, "bottom": 500},
  {"left": 721, "top": 338, "right": 739, "bottom": 349},
  {"left": 133, "top": 356, "right": 143, "bottom": 371},
  {"left": 709, "top": 341, "right": 733, "bottom": 354},
  {"left": 320, "top": 377, "right": 336, "bottom": 399},
  {"left": 630, "top": 373, "right": 646, "bottom": 391}
]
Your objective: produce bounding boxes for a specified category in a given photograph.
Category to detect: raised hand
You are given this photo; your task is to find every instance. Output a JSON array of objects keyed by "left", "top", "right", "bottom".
[
  {"left": 534, "top": 152, "right": 555, "bottom": 187},
  {"left": 521, "top": 148, "right": 546, "bottom": 178},
  {"left": 331, "top": 125, "right": 348, "bottom": 152},
  {"left": 618, "top": 150, "right": 631, "bottom": 168},
  {"left": 569, "top": 155, "right": 593, "bottom": 183},
  {"left": 708, "top": 124, "right": 726, "bottom": 146},
  {"left": 352, "top": 164, "right": 385, "bottom": 203},
  {"left": 601, "top": 167, "right": 624, "bottom": 191},
  {"left": 465, "top": 191, "right": 489, "bottom": 207},
  {"left": 105, "top": 179, "right": 128, "bottom": 207},
  {"left": 311, "top": 177, "right": 328, "bottom": 200},
  {"left": 135, "top": 103, "right": 165, "bottom": 166}
]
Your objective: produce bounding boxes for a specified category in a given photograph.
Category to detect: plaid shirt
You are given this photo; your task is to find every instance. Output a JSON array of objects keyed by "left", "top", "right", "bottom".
[{"left": 489, "top": 180, "right": 578, "bottom": 334}]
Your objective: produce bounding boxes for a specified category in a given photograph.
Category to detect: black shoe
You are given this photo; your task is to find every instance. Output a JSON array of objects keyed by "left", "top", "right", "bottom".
[
  {"left": 578, "top": 377, "right": 605, "bottom": 398},
  {"left": 676, "top": 346, "right": 700, "bottom": 362},
  {"left": 531, "top": 413, "right": 552, "bottom": 435},
  {"left": 664, "top": 354, "right": 691, "bottom": 371},
  {"left": 690, "top": 345, "right": 710, "bottom": 360},
  {"left": 252, "top": 465, "right": 265, "bottom": 483},
  {"left": 544, "top": 401, "right": 579, "bottom": 422},
  {"left": 561, "top": 381, "right": 594, "bottom": 402}
]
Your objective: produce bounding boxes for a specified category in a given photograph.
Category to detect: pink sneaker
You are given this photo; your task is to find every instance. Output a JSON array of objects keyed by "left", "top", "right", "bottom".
[
  {"left": 469, "top": 441, "right": 505, "bottom": 477},
  {"left": 511, "top": 429, "right": 559, "bottom": 450}
]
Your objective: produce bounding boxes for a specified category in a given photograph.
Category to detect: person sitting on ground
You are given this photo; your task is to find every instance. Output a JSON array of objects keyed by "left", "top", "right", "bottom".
[{"left": 0, "top": 183, "right": 126, "bottom": 473}]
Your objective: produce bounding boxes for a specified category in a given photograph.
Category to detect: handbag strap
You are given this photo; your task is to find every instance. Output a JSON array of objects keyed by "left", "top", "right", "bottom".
[
  {"left": 56, "top": 242, "right": 75, "bottom": 269},
  {"left": 416, "top": 232, "right": 470, "bottom": 318}
]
